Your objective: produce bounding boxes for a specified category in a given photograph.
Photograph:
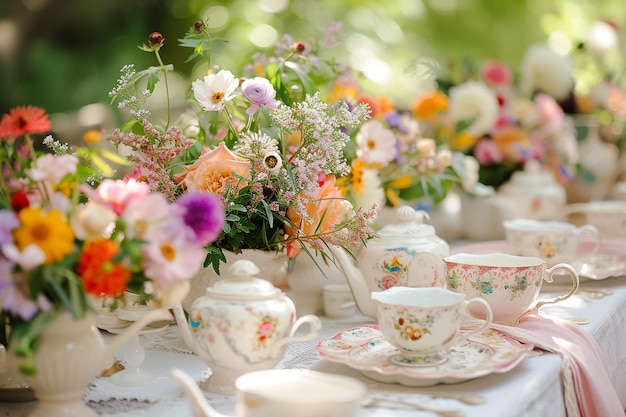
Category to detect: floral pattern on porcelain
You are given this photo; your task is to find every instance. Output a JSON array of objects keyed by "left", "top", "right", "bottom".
[
  {"left": 445, "top": 264, "right": 541, "bottom": 301},
  {"left": 378, "top": 254, "right": 409, "bottom": 289},
  {"left": 316, "top": 325, "right": 534, "bottom": 387}
]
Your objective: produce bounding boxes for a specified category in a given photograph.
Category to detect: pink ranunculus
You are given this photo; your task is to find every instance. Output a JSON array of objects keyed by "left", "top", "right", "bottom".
[
  {"left": 482, "top": 60, "right": 512, "bottom": 87},
  {"left": 473, "top": 139, "right": 504, "bottom": 165},
  {"left": 85, "top": 179, "right": 150, "bottom": 216},
  {"left": 534, "top": 93, "right": 564, "bottom": 133},
  {"left": 173, "top": 142, "right": 251, "bottom": 195},
  {"left": 241, "top": 77, "right": 278, "bottom": 115},
  {"left": 26, "top": 154, "right": 78, "bottom": 183}
]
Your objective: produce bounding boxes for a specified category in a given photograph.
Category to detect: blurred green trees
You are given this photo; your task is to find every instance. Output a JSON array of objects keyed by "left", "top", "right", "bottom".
[{"left": 1, "top": 0, "right": 624, "bottom": 122}]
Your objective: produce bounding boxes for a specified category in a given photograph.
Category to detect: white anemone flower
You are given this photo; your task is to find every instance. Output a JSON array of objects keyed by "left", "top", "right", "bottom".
[
  {"left": 520, "top": 44, "right": 574, "bottom": 101},
  {"left": 192, "top": 69, "right": 240, "bottom": 112},
  {"left": 448, "top": 81, "right": 499, "bottom": 138},
  {"left": 355, "top": 119, "right": 397, "bottom": 167},
  {"left": 263, "top": 151, "right": 283, "bottom": 174}
]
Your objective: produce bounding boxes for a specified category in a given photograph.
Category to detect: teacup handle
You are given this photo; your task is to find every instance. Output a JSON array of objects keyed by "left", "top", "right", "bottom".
[
  {"left": 515, "top": 263, "right": 580, "bottom": 324},
  {"left": 441, "top": 298, "right": 493, "bottom": 351},
  {"left": 576, "top": 225, "right": 601, "bottom": 260},
  {"left": 269, "top": 314, "right": 322, "bottom": 358}
]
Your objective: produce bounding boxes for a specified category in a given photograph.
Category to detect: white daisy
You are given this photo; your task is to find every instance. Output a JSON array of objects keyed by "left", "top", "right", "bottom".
[
  {"left": 355, "top": 119, "right": 397, "bottom": 167},
  {"left": 192, "top": 69, "right": 239, "bottom": 112},
  {"left": 352, "top": 168, "right": 385, "bottom": 211},
  {"left": 448, "top": 81, "right": 499, "bottom": 138}
]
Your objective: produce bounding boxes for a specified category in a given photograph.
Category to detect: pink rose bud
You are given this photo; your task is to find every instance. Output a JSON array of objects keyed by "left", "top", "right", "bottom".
[{"left": 241, "top": 77, "right": 278, "bottom": 115}]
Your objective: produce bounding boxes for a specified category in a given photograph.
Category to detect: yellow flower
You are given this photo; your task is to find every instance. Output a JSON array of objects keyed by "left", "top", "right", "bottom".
[
  {"left": 385, "top": 188, "right": 400, "bottom": 207},
  {"left": 451, "top": 130, "right": 477, "bottom": 150},
  {"left": 13, "top": 207, "right": 75, "bottom": 264},
  {"left": 83, "top": 129, "right": 102, "bottom": 145},
  {"left": 410, "top": 91, "right": 449, "bottom": 119},
  {"left": 388, "top": 175, "right": 413, "bottom": 189}
]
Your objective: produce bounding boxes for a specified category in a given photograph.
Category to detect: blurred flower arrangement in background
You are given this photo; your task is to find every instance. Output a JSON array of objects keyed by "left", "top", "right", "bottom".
[
  {"left": 412, "top": 45, "right": 580, "bottom": 190},
  {"left": 327, "top": 78, "right": 475, "bottom": 213},
  {"left": 107, "top": 20, "right": 376, "bottom": 274},
  {"left": 0, "top": 105, "right": 223, "bottom": 372}
]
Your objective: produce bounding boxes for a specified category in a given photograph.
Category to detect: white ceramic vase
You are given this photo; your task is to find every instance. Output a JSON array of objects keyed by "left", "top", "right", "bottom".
[
  {"left": 10, "top": 309, "right": 171, "bottom": 417},
  {"left": 285, "top": 252, "right": 347, "bottom": 316},
  {"left": 182, "top": 249, "right": 288, "bottom": 313}
]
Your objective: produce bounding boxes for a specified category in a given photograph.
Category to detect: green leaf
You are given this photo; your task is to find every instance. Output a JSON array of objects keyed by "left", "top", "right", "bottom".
[
  {"left": 146, "top": 72, "right": 160, "bottom": 94},
  {"left": 44, "top": 270, "right": 78, "bottom": 318},
  {"left": 100, "top": 149, "right": 133, "bottom": 166},
  {"left": 90, "top": 154, "right": 114, "bottom": 177},
  {"left": 284, "top": 62, "right": 319, "bottom": 98}
]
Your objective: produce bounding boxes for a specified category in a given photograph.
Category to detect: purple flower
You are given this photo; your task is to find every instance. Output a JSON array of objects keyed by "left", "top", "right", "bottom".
[
  {"left": 242, "top": 77, "right": 278, "bottom": 115},
  {"left": 0, "top": 210, "right": 19, "bottom": 247},
  {"left": 176, "top": 192, "right": 225, "bottom": 246},
  {"left": 0, "top": 260, "right": 52, "bottom": 320}
]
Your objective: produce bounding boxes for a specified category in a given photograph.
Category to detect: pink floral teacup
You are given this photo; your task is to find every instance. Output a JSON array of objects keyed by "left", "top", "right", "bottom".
[
  {"left": 444, "top": 253, "right": 579, "bottom": 325},
  {"left": 371, "top": 286, "right": 492, "bottom": 366},
  {"left": 504, "top": 219, "right": 600, "bottom": 267}
]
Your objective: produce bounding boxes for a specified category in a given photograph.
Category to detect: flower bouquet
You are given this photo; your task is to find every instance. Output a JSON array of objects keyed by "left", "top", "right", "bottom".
[
  {"left": 106, "top": 21, "right": 376, "bottom": 276},
  {"left": 0, "top": 105, "right": 224, "bottom": 373},
  {"left": 413, "top": 51, "right": 579, "bottom": 191}
]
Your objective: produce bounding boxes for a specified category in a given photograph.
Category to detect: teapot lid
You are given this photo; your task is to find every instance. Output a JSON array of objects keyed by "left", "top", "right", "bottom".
[
  {"left": 207, "top": 259, "right": 281, "bottom": 299},
  {"left": 507, "top": 160, "right": 556, "bottom": 186},
  {"left": 376, "top": 206, "right": 436, "bottom": 238}
]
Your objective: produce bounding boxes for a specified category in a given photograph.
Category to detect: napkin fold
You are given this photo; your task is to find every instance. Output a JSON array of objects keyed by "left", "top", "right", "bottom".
[{"left": 492, "top": 314, "right": 624, "bottom": 417}]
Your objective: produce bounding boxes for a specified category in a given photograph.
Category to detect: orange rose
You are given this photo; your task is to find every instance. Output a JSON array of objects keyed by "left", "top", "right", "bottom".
[
  {"left": 285, "top": 176, "right": 350, "bottom": 257},
  {"left": 174, "top": 142, "right": 251, "bottom": 195}
]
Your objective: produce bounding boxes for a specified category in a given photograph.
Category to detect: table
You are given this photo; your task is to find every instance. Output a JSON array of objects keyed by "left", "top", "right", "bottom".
[{"left": 2, "top": 276, "right": 625, "bottom": 417}]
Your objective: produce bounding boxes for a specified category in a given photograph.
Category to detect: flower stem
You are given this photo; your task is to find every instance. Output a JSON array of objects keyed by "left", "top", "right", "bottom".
[{"left": 154, "top": 50, "right": 171, "bottom": 130}]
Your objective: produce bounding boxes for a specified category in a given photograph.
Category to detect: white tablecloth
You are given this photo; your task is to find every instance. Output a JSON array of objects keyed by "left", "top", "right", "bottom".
[{"left": 2, "top": 277, "right": 625, "bottom": 417}]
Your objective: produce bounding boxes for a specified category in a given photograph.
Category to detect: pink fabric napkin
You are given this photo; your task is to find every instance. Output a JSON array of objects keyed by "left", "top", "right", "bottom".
[{"left": 492, "top": 314, "right": 624, "bottom": 417}]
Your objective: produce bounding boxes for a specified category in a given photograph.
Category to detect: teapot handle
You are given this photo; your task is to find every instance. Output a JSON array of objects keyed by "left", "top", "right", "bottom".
[{"left": 269, "top": 314, "right": 322, "bottom": 358}]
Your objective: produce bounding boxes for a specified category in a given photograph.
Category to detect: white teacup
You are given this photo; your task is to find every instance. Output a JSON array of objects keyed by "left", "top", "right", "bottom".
[
  {"left": 172, "top": 368, "right": 366, "bottom": 417},
  {"left": 371, "top": 286, "right": 492, "bottom": 366},
  {"left": 323, "top": 284, "right": 356, "bottom": 319},
  {"left": 504, "top": 219, "right": 600, "bottom": 266},
  {"left": 563, "top": 200, "right": 626, "bottom": 239},
  {"left": 444, "top": 253, "right": 579, "bottom": 325}
]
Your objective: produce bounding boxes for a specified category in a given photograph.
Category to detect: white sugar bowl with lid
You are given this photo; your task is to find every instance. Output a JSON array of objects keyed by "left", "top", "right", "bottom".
[
  {"left": 329, "top": 205, "right": 450, "bottom": 318},
  {"left": 172, "top": 259, "right": 322, "bottom": 395},
  {"left": 498, "top": 160, "right": 566, "bottom": 220}
]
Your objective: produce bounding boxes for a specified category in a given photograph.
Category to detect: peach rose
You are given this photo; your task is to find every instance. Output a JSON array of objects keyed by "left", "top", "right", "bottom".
[
  {"left": 285, "top": 176, "right": 350, "bottom": 257},
  {"left": 174, "top": 142, "right": 251, "bottom": 195}
]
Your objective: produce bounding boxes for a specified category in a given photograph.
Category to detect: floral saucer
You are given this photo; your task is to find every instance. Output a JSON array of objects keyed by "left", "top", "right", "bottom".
[
  {"left": 451, "top": 240, "right": 626, "bottom": 280},
  {"left": 316, "top": 325, "right": 534, "bottom": 387}
]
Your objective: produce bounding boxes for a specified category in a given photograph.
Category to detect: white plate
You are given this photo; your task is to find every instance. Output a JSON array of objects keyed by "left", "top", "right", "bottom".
[
  {"left": 451, "top": 240, "right": 626, "bottom": 280},
  {"left": 316, "top": 325, "right": 533, "bottom": 387},
  {"left": 97, "top": 320, "right": 170, "bottom": 335}
]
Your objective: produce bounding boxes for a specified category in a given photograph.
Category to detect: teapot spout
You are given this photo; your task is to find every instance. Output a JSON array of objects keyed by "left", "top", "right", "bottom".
[
  {"left": 103, "top": 308, "right": 172, "bottom": 360},
  {"left": 171, "top": 368, "right": 230, "bottom": 417},
  {"left": 172, "top": 303, "right": 199, "bottom": 354},
  {"left": 327, "top": 245, "right": 377, "bottom": 318}
]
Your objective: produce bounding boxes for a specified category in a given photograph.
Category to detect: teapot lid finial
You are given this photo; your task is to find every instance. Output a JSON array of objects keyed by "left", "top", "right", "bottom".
[
  {"left": 229, "top": 259, "right": 261, "bottom": 280},
  {"left": 207, "top": 259, "right": 280, "bottom": 298},
  {"left": 377, "top": 205, "right": 436, "bottom": 238}
]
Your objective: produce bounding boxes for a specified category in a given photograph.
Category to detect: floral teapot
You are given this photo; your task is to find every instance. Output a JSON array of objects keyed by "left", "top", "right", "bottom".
[
  {"left": 461, "top": 161, "right": 566, "bottom": 241},
  {"left": 172, "top": 259, "right": 322, "bottom": 395},
  {"left": 329, "top": 206, "right": 450, "bottom": 318}
]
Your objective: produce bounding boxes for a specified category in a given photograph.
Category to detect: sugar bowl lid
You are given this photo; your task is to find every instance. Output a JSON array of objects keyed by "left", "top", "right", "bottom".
[
  {"left": 206, "top": 259, "right": 281, "bottom": 300},
  {"left": 376, "top": 206, "right": 436, "bottom": 238}
]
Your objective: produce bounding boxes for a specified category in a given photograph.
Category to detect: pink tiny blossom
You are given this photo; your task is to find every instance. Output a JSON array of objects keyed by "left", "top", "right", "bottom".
[{"left": 242, "top": 77, "right": 278, "bottom": 115}]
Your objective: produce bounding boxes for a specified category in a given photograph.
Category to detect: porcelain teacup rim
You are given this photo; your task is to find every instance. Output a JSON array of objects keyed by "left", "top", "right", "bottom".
[
  {"left": 444, "top": 252, "right": 545, "bottom": 268},
  {"left": 503, "top": 218, "right": 578, "bottom": 232},
  {"left": 371, "top": 286, "right": 464, "bottom": 308}
]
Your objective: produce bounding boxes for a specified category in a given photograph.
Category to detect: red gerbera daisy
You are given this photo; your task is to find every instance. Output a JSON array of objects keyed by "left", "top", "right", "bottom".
[{"left": 0, "top": 105, "right": 51, "bottom": 138}]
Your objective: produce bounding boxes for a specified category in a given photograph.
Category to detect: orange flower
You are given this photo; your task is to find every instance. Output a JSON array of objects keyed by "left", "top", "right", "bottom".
[
  {"left": 0, "top": 105, "right": 51, "bottom": 138},
  {"left": 78, "top": 239, "right": 131, "bottom": 297},
  {"left": 285, "top": 176, "right": 348, "bottom": 257},
  {"left": 410, "top": 91, "right": 448, "bottom": 119},
  {"left": 492, "top": 125, "right": 529, "bottom": 161},
  {"left": 173, "top": 142, "right": 251, "bottom": 195},
  {"left": 357, "top": 94, "right": 382, "bottom": 118}
]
